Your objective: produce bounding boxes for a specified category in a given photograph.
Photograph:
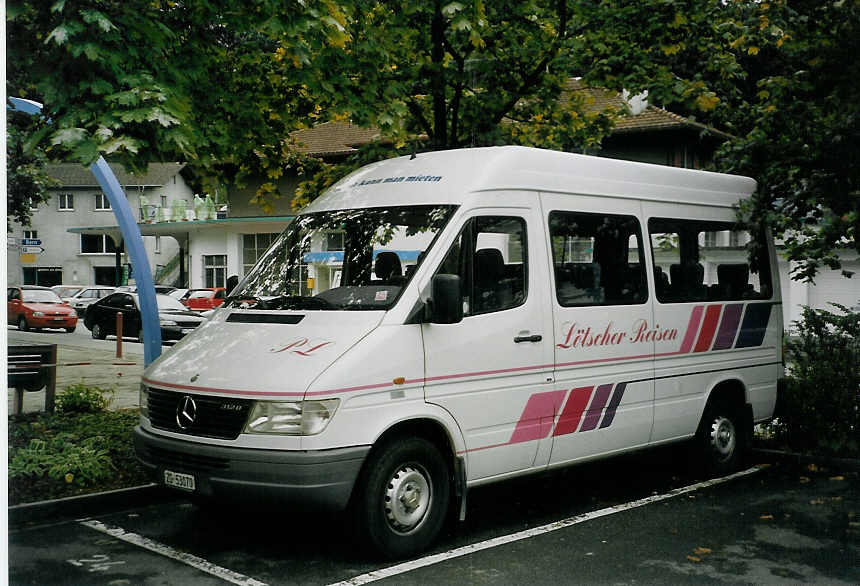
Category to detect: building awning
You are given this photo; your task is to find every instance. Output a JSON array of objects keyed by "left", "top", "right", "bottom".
[{"left": 303, "top": 250, "right": 422, "bottom": 264}]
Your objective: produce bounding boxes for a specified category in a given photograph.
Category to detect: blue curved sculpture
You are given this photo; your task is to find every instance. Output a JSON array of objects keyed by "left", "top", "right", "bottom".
[{"left": 9, "top": 97, "right": 163, "bottom": 364}]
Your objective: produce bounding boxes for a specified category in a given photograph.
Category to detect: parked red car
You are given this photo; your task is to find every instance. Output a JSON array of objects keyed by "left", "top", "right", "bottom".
[
  {"left": 182, "top": 288, "right": 226, "bottom": 311},
  {"left": 7, "top": 286, "right": 78, "bottom": 332}
]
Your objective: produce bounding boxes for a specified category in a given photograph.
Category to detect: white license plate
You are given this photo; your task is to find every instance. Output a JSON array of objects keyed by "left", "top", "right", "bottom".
[
  {"left": 53, "top": 317, "right": 64, "bottom": 321},
  {"left": 164, "top": 469, "right": 196, "bottom": 491},
  {"left": 181, "top": 328, "right": 195, "bottom": 334}
]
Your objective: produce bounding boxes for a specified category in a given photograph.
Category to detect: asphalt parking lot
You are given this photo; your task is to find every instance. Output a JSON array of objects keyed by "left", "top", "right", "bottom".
[{"left": 9, "top": 450, "right": 859, "bottom": 585}]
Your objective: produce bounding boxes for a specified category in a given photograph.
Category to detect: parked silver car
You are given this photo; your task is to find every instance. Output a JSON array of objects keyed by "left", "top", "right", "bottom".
[{"left": 62, "top": 285, "right": 116, "bottom": 316}]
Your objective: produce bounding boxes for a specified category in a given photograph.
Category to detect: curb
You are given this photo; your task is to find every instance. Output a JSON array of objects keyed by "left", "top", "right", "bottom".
[
  {"left": 752, "top": 447, "right": 860, "bottom": 472},
  {"left": 9, "top": 483, "right": 178, "bottom": 527}
]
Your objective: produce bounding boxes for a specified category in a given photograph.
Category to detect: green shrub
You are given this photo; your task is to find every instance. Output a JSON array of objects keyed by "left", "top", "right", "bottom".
[
  {"left": 777, "top": 303, "right": 860, "bottom": 457},
  {"left": 55, "top": 383, "right": 115, "bottom": 414},
  {"left": 9, "top": 435, "right": 114, "bottom": 486}
]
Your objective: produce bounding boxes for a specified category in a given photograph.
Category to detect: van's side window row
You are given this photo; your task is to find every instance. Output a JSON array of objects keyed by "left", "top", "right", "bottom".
[
  {"left": 436, "top": 216, "right": 527, "bottom": 316},
  {"left": 549, "top": 211, "right": 647, "bottom": 306},
  {"left": 648, "top": 218, "right": 773, "bottom": 303}
]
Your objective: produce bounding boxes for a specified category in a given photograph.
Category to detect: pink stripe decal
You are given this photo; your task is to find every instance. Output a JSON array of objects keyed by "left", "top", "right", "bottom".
[
  {"left": 553, "top": 386, "right": 594, "bottom": 437},
  {"left": 509, "top": 389, "right": 567, "bottom": 444},
  {"left": 678, "top": 305, "right": 705, "bottom": 354},
  {"left": 694, "top": 305, "right": 723, "bottom": 353}
]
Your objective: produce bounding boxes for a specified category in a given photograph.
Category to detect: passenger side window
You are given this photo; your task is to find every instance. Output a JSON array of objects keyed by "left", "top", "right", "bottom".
[
  {"left": 549, "top": 211, "right": 647, "bottom": 306},
  {"left": 648, "top": 218, "right": 773, "bottom": 303},
  {"left": 435, "top": 216, "right": 527, "bottom": 316}
]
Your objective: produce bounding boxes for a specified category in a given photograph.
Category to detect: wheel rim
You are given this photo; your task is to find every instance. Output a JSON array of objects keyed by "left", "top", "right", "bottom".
[
  {"left": 18, "top": 316, "right": 26, "bottom": 330},
  {"left": 93, "top": 324, "right": 102, "bottom": 338},
  {"left": 709, "top": 415, "right": 736, "bottom": 462},
  {"left": 384, "top": 464, "right": 432, "bottom": 535}
]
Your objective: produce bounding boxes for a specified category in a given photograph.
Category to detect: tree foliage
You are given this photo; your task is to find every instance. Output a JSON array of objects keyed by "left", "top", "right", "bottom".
[
  {"left": 713, "top": 1, "right": 860, "bottom": 282},
  {"left": 6, "top": 0, "right": 347, "bottom": 202},
  {"left": 6, "top": 111, "right": 59, "bottom": 229}
]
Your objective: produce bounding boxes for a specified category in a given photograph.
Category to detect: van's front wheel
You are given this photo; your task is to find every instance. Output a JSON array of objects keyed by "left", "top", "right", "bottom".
[{"left": 354, "top": 437, "right": 450, "bottom": 559}]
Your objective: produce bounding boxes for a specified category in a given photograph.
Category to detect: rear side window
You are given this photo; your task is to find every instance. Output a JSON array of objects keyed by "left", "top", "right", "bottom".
[
  {"left": 549, "top": 211, "right": 647, "bottom": 306},
  {"left": 648, "top": 218, "right": 773, "bottom": 303}
]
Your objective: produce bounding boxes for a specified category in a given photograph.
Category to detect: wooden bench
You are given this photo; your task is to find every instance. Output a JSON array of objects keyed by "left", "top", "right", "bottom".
[{"left": 7, "top": 344, "right": 58, "bottom": 414}]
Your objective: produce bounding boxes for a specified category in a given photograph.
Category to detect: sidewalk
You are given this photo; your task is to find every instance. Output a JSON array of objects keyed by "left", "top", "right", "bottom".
[{"left": 7, "top": 343, "right": 144, "bottom": 413}]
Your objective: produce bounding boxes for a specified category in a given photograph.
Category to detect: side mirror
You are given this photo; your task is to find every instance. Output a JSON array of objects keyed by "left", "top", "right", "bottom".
[{"left": 430, "top": 274, "right": 463, "bottom": 324}]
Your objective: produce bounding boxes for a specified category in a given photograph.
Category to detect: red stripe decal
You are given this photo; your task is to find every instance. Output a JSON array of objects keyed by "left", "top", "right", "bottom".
[
  {"left": 509, "top": 389, "right": 568, "bottom": 444},
  {"left": 553, "top": 386, "right": 594, "bottom": 437},
  {"left": 678, "top": 305, "right": 705, "bottom": 354},
  {"left": 693, "top": 305, "right": 723, "bottom": 353}
]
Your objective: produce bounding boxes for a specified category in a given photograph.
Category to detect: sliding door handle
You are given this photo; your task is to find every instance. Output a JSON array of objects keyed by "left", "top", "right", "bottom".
[{"left": 514, "top": 334, "right": 543, "bottom": 343}]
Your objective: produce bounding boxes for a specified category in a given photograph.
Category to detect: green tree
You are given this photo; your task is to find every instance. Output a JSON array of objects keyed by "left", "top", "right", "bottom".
[
  {"left": 6, "top": 0, "right": 348, "bottom": 210},
  {"left": 291, "top": 0, "right": 746, "bottom": 206},
  {"left": 713, "top": 0, "right": 860, "bottom": 282}
]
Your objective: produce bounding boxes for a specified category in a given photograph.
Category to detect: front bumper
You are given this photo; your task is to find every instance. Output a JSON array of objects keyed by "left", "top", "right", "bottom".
[
  {"left": 30, "top": 315, "right": 77, "bottom": 328},
  {"left": 134, "top": 426, "right": 370, "bottom": 510}
]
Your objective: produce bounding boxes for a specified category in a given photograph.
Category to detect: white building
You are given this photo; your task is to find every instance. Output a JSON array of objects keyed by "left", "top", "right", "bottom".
[{"left": 7, "top": 163, "right": 191, "bottom": 287}]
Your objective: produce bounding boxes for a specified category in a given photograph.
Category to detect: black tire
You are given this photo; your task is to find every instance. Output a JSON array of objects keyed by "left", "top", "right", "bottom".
[
  {"left": 353, "top": 437, "right": 450, "bottom": 559},
  {"left": 695, "top": 400, "right": 748, "bottom": 475},
  {"left": 64, "top": 326, "right": 75, "bottom": 333},
  {"left": 91, "top": 323, "right": 106, "bottom": 340},
  {"left": 17, "top": 315, "right": 28, "bottom": 331}
]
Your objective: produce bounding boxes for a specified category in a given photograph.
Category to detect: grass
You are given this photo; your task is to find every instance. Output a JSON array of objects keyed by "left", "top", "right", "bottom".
[{"left": 8, "top": 408, "right": 150, "bottom": 506}]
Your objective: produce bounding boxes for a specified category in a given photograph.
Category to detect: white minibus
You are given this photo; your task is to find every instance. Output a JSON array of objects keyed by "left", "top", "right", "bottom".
[{"left": 135, "top": 146, "right": 781, "bottom": 557}]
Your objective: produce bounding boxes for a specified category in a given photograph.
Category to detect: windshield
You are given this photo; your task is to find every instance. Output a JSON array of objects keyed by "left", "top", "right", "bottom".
[
  {"left": 23, "top": 290, "right": 62, "bottom": 303},
  {"left": 228, "top": 205, "right": 457, "bottom": 311}
]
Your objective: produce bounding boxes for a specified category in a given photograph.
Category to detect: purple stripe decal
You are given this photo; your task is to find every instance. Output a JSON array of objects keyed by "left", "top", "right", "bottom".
[
  {"left": 679, "top": 305, "right": 705, "bottom": 354},
  {"left": 599, "top": 382, "right": 627, "bottom": 429},
  {"left": 580, "top": 384, "right": 613, "bottom": 432},
  {"left": 712, "top": 304, "right": 744, "bottom": 350}
]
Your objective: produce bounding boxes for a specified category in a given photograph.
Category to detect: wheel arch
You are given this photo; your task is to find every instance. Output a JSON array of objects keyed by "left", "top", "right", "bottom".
[{"left": 700, "top": 376, "right": 754, "bottom": 438}]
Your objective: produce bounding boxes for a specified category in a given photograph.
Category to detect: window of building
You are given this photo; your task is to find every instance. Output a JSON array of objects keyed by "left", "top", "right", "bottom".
[
  {"left": 80, "top": 234, "right": 117, "bottom": 254},
  {"left": 95, "top": 193, "right": 111, "bottom": 210},
  {"left": 204, "top": 254, "right": 227, "bottom": 287},
  {"left": 154, "top": 235, "right": 161, "bottom": 254},
  {"left": 549, "top": 211, "right": 647, "bottom": 306},
  {"left": 22, "top": 267, "right": 63, "bottom": 286},
  {"left": 435, "top": 216, "right": 527, "bottom": 316},
  {"left": 28, "top": 198, "right": 39, "bottom": 211},
  {"left": 23, "top": 230, "right": 38, "bottom": 240},
  {"left": 242, "top": 233, "right": 279, "bottom": 275},
  {"left": 58, "top": 193, "right": 74, "bottom": 211},
  {"left": 649, "top": 218, "right": 773, "bottom": 303}
]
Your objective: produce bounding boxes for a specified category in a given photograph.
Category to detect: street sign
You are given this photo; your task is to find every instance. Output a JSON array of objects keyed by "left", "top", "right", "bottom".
[
  {"left": 19, "top": 254, "right": 36, "bottom": 264},
  {"left": 20, "top": 238, "right": 42, "bottom": 246},
  {"left": 20, "top": 246, "right": 45, "bottom": 254}
]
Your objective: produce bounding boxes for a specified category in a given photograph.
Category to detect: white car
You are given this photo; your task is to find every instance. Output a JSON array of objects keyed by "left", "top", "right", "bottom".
[{"left": 63, "top": 286, "right": 116, "bottom": 316}]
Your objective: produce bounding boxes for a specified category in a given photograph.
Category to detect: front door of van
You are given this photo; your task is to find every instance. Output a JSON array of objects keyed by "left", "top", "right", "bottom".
[
  {"left": 423, "top": 201, "right": 556, "bottom": 481},
  {"left": 540, "top": 194, "right": 655, "bottom": 466}
]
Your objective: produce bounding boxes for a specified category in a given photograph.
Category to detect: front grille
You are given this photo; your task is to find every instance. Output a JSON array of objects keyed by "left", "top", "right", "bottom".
[
  {"left": 175, "top": 320, "right": 200, "bottom": 328},
  {"left": 147, "top": 388, "right": 251, "bottom": 440},
  {"left": 143, "top": 444, "right": 230, "bottom": 472}
]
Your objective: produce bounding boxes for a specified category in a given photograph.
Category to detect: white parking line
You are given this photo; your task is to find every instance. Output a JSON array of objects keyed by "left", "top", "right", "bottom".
[
  {"left": 330, "top": 466, "right": 763, "bottom": 586},
  {"left": 80, "top": 519, "right": 267, "bottom": 586}
]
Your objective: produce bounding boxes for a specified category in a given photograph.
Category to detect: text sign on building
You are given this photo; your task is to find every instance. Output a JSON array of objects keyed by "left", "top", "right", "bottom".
[
  {"left": 20, "top": 246, "right": 45, "bottom": 254},
  {"left": 20, "top": 238, "right": 42, "bottom": 246}
]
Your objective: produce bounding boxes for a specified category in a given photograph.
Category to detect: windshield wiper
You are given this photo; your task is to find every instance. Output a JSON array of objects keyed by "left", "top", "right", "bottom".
[{"left": 224, "top": 295, "right": 335, "bottom": 310}]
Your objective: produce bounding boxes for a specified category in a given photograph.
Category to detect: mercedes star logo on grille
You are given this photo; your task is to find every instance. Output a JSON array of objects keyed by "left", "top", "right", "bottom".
[{"left": 176, "top": 395, "right": 197, "bottom": 430}]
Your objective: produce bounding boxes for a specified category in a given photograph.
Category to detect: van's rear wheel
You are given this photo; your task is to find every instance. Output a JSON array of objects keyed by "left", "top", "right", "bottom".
[
  {"left": 696, "top": 400, "right": 747, "bottom": 475},
  {"left": 354, "top": 437, "right": 450, "bottom": 559}
]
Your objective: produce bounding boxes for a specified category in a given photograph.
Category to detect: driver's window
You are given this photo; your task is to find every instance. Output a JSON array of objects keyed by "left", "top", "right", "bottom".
[{"left": 435, "top": 215, "right": 528, "bottom": 317}]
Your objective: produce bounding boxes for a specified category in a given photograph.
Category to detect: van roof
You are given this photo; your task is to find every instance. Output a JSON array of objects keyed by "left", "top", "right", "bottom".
[{"left": 303, "top": 146, "right": 756, "bottom": 213}]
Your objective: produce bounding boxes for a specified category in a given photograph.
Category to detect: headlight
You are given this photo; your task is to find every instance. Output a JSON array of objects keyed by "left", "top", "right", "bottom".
[
  {"left": 160, "top": 319, "right": 178, "bottom": 326},
  {"left": 244, "top": 399, "right": 340, "bottom": 435},
  {"left": 139, "top": 385, "right": 149, "bottom": 418},
  {"left": 32, "top": 311, "right": 44, "bottom": 317}
]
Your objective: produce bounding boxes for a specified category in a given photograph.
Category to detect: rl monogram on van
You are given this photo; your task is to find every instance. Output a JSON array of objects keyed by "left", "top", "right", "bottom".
[
  {"left": 269, "top": 338, "right": 334, "bottom": 356},
  {"left": 556, "top": 320, "right": 679, "bottom": 349}
]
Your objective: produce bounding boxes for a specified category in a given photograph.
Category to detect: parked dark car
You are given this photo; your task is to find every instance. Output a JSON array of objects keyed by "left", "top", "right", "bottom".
[
  {"left": 7, "top": 286, "right": 78, "bottom": 332},
  {"left": 84, "top": 292, "right": 205, "bottom": 342}
]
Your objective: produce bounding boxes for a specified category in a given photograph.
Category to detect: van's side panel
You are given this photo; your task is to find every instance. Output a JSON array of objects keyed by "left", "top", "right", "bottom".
[
  {"left": 642, "top": 201, "right": 781, "bottom": 442},
  {"left": 539, "top": 193, "right": 655, "bottom": 466},
  {"left": 423, "top": 194, "right": 556, "bottom": 481}
]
